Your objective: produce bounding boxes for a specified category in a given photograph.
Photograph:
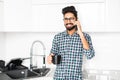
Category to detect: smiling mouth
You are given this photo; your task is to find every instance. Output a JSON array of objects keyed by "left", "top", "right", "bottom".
[
  {"left": 67, "top": 24, "right": 72, "bottom": 27},
  {"left": 66, "top": 23, "right": 73, "bottom": 27},
  {"left": 65, "top": 23, "right": 76, "bottom": 31}
]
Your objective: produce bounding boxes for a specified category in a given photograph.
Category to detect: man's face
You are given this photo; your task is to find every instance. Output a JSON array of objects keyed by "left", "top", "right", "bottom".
[{"left": 63, "top": 12, "right": 76, "bottom": 31}]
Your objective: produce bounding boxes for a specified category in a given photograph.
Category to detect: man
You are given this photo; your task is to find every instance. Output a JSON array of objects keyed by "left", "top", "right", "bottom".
[{"left": 47, "top": 6, "right": 95, "bottom": 80}]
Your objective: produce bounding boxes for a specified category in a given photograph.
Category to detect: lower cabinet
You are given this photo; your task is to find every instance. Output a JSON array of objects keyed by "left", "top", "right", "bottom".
[{"left": 24, "top": 77, "right": 53, "bottom": 80}]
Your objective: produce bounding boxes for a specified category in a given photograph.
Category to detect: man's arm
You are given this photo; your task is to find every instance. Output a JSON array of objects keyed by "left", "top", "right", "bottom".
[
  {"left": 75, "top": 20, "right": 95, "bottom": 59},
  {"left": 47, "top": 35, "right": 58, "bottom": 64},
  {"left": 75, "top": 20, "right": 90, "bottom": 50}
]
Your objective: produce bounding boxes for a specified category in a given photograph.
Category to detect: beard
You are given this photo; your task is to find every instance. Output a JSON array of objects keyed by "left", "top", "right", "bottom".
[{"left": 65, "top": 23, "right": 76, "bottom": 31}]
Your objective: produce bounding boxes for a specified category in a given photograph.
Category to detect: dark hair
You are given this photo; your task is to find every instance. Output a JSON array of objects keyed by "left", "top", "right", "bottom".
[{"left": 62, "top": 6, "right": 78, "bottom": 20}]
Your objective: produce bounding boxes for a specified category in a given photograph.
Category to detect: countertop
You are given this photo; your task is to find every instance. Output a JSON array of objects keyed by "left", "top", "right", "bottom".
[{"left": 1, "top": 68, "right": 120, "bottom": 80}]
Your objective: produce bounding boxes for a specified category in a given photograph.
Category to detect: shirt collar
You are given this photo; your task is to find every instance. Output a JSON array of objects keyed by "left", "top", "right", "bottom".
[{"left": 63, "top": 30, "right": 78, "bottom": 36}]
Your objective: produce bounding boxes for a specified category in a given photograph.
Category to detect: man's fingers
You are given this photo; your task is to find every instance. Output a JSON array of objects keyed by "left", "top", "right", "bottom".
[{"left": 47, "top": 53, "right": 54, "bottom": 64}]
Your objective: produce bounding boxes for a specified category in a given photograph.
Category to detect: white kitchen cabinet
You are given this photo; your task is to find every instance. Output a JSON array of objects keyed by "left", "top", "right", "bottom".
[
  {"left": 105, "top": 0, "right": 120, "bottom": 32},
  {"left": 0, "top": 1, "right": 4, "bottom": 31},
  {"left": 3, "top": 0, "right": 120, "bottom": 32},
  {"left": 3, "top": 0, "right": 106, "bottom": 32},
  {"left": 0, "top": 0, "right": 3, "bottom": 2},
  {"left": 4, "top": 0, "right": 32, "bottom": 32},
  {"left": 32, "top": 0, "right": 105, "bottom": 5},
  {"left": 32, "top": 1, "right": 105, "bottom": 32}
]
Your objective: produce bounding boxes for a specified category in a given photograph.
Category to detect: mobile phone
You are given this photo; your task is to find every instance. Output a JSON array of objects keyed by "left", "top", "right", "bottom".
[{"left": 73, "top": 25, "right": 77, "bottom": 30}]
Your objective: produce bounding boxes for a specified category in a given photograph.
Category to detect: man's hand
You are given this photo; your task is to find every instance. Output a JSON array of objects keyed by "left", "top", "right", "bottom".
[
  {"left": 74, "top": 20, "right": 82, "bottom": 33},
  {"left": 47, "top": 53, "right": 54, "bottom": 64}
]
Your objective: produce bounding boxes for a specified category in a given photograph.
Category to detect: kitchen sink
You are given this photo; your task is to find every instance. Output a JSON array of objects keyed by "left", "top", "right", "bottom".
[
  {"left": 5, "top": 69, "right": 38, "bottom": 79},
  {"left": 33, "top": 68, "right": 50, "bottom": 76},
  {"left": 2, "top": 58, "right": 50, "bottom": 79},
  {"left": 4, "top": 68, "right": 50, "bottom": 79}
]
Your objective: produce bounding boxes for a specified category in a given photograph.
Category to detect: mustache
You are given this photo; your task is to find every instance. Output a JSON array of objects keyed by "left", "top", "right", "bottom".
[{"left": 66, "top": 23, "right": 74, "bottom": 25}]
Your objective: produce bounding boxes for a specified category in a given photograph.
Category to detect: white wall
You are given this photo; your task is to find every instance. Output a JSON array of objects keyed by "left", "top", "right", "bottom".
[
  {"left": 84, "top": 32, "right": 120, "bottom": 70},
  {"left": 4, "top": 32, "right": 56, "bottom": 67},
  {"left": 0, "top": 33, "right": 5, "bottom": 60},
  {"left": 3, "top": 32, "right": 120, "bottom": 70}
]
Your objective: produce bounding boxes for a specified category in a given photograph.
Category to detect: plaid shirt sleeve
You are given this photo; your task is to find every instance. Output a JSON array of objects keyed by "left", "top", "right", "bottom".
[
  {"left": 82, "top": 33, "right": 95, "bottom": 59},
  {"left": 50, "top": 35, "right": 59, "bottom": 55}
]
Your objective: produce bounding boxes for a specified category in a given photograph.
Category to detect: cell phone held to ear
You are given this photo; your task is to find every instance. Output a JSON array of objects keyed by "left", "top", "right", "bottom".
[{"left": 73, "top": 25, "right": 78, "bottom": 30}]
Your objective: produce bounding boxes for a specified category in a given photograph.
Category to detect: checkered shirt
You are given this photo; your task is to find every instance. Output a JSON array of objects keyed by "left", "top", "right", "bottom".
[{"left": 50, "top": 31, "right": 95, "bottom": 80}]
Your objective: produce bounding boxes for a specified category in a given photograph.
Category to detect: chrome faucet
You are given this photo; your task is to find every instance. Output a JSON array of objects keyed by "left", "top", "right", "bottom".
[{"left": 30, "top": 40, "right": 46, "bottom": 70}]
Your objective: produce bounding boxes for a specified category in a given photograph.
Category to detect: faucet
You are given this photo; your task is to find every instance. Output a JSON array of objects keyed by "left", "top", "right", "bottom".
[{"left": 30, "top": 40, "right": 46, "bottom": 70}]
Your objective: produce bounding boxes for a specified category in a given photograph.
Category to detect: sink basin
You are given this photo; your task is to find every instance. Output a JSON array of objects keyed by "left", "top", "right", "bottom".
[
  {"left": 4, "top": 68, "right": 50, "bottom": 79},
  {"left": 33, "top": 68, "right": 50, "bottom": 76},
  {"left": 5, "top": 69, "right": 38, "bottom": 79}
]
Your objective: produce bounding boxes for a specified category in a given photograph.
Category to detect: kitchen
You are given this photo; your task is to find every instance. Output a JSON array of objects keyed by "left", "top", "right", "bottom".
[{"left": 0, "top": 0, "right": 120, "bottom": 80}]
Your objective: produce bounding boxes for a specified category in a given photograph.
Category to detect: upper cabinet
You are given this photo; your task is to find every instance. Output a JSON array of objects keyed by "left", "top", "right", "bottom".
[
  {"left": 4, "top": 0, "right": 32, "bottom": 32},
  {"left": 3, "top": 0, "right": 106, "bottom": 32},
  {"left": 0, "top": 1, "right": 4, "bottom": 31},
  {"left": 32, "top": 0, "right": 105, "bottom": 4},
  {"left": 105, "top": 0, "right": 120, "bottom": 32},
  {"left": 32, "top": 0, "right": 105, "bottom": 32},
  {"left": 3, "top": 0, "right": 120, "bottom": 32}
]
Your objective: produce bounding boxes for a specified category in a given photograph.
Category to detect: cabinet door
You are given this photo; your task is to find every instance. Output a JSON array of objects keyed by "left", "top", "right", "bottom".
[
  {"left": 32, "top": 5, "right": 64, "bottom": 32},
  {"left": 0, "top": 2, "right": 4, "bottom": 31},
  {"left": 32, "top": 0, "right": 105, "bottom": 4},
  {"left": 75, "top": 3, "right": 105, "bottom": 32},
  {"left": 32, "top": 3, "right": 105, "bottom": 32},
  {"left": 4, "top": 0, "right": 32, "bottom": 32},
  {"left": 105, "top": 0, "right": 120, "bottom": 32}
]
